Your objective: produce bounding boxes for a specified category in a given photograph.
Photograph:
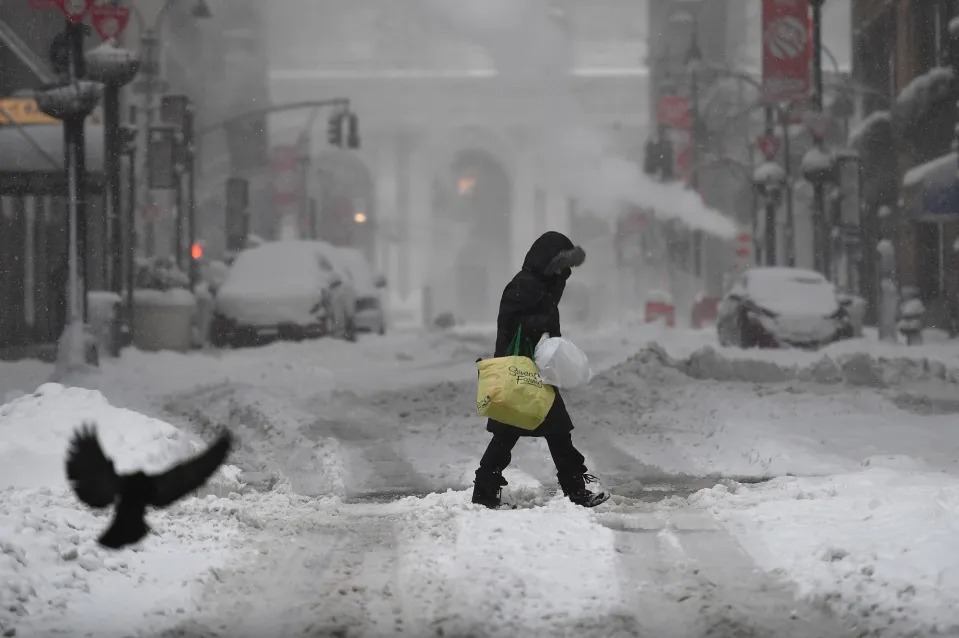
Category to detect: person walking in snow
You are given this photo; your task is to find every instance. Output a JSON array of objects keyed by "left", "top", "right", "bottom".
[{"left": 471, "top": 231, "right": 609, "bottom": 509}]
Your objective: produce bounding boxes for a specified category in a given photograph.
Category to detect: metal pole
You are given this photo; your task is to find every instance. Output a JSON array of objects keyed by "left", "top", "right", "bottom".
[
  {"left": 55, "top": 20, "right": 87, "bottom": 371},
  {"left": 690, "top": 61, "right": 703, "bottom": 276},
  {"left": 124, "top": 145, "right": 136, "bottom": 346},
  {"left": 185, "top": 107, "right": 197, "bottom": 289},
  {"left": 764, "top": 106, "right": 777, "bottom": 266},
  {"left": 174, "top": 168, "right": 184, "bottom": 268},
  {"left": 811, "top": 0, "right": 828, "bottom": 277},
  {"left": 298, "top": 131, "right": 310, "bottom": 239},
  {"left": 187, "top": 158, "right": 197, "bottom": 290},
  {"left": 105, "top": 85, "right": 122, "bottom": 294},
  {"left": 139, "top": 30, "right": 158, "bottom": 258},
  {"left": 781, "top": 105, "right": 796, "bottom": 267}
]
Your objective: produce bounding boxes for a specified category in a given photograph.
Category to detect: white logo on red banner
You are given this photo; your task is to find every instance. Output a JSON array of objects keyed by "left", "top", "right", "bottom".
[
  {"left": 761, "top": 0, "right": 811, "bottom": 104},
  {"left": 90, "top": 1, "right": 131, "bottom": 40},
  {"left": 54, "top": 0, "right": 92, "bottom": 23}
]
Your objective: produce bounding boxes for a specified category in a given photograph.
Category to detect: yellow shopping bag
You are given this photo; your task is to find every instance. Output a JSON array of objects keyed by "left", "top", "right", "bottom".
[{"left": 476, "top": 327, "right": 555, "bottom": 430}]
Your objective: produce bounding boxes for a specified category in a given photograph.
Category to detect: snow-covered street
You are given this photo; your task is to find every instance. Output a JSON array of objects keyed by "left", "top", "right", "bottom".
[{"left": 3, "top": 322, "right": 959, "bottom": 637}]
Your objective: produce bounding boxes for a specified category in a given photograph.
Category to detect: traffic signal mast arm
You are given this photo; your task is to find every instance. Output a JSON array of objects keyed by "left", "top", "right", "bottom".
[{"left": 195, "top": 98, "right": 352, "bottom": 140}]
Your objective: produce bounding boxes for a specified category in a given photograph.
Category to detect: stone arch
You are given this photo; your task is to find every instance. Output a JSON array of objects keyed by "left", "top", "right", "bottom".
[
  {"left": 429, "top": 139, "right": 514, "bottom": 325},
  {"left": 313, "top": 150, "right": 376, "bottom": 262}
]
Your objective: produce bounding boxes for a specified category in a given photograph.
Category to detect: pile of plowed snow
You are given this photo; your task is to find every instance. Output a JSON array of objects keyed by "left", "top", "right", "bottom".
[
  {"left": 164, "top": 383, "right": 347, "bottom": 498},
  {"left": 0, "top": 384, "right": 203, "bottom": 490},
  {"left": 0, "top": 384, "right": 245, "bottom": 637},
  {"left": 656, "top": 344, "right": 959, "bottom": 388}
]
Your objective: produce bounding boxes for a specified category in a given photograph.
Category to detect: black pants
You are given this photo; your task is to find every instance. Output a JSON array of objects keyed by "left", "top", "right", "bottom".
[{"left": 476, "top": 430, "right": 587, "bottom": 483}]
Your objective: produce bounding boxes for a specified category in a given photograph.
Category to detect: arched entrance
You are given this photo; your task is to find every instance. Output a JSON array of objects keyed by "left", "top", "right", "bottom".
[
  {"left": 313, "top": 151, "right": 376, "bottom": 262},
  {"left": 431, "top": 148, "right": 512, "bottom": 324}
]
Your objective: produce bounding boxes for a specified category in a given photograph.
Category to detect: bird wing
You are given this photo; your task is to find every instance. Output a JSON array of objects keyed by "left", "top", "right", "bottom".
[
  {"left": 148, "top": 431, "right": 233, "bottom": 507},
  {"left": 65, "top": 423, "right": 120, "bottom": 509}
]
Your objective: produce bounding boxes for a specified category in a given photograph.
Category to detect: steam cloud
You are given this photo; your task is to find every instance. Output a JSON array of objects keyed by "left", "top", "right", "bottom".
[{"left": 412, "top": 0, "right": 738, "bottom": 239}]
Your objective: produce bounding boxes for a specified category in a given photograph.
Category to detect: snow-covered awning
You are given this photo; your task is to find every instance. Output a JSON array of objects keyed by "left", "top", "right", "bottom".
[{"left": 901, "top": 151, "right": 959, "bottom": 218}]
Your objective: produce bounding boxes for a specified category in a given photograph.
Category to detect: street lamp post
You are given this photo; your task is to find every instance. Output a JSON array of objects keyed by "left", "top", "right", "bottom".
[
  {"left": 84, "top": 40, "right": 140, "bottom": 298},
  {"left": 809, "top": 0, "right": 829, "bottom": 276},
  {"left": 129, "top": 0, "right": 211, "bottom": 258},
  {"left": 119, "top": 124, "right": 138, "bottom": 346},
  {"left": 36, "top": 21, "right": 103, "bottom": 373},
  {"left": 753, "top": 160, "right": 787, "bottom": 266},
  {"left": 686, "top": 23, "right": 704, "bottom": 277}
]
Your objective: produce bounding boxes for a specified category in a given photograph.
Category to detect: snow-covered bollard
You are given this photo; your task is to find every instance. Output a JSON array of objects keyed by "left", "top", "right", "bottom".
[
  {"left": 644, "top": 289, "right": 675, "bottom": 328},
  {"left": 898, "top": 286, "right": 925, "bottom": 346},
  {"left": 876, "top": 239, "right": 898, "bottom": 343}
]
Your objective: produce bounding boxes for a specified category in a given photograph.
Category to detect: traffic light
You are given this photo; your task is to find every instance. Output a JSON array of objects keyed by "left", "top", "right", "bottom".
[
  {"left": 191, "top": 241, "right": 204, "bottom": 261},
  {"left": 346, "top": 112, "right": 360, "bottom": 149},
  {"left": 147, "top": 125, "right": 177, "bottom": 189},
  {"left": 327, "top": 111, "right": 344, "bottom": 147}
]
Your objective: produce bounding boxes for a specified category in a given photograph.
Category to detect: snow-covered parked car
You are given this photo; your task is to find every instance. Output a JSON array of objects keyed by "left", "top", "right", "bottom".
[
  {"left": 325, "top": 246, "right": 388, "bottom": 335},
  {"left": 717, "top": 267, "right": 854, "bottom": 349},
  {"left": 210, "top": 240, "right": 354, "bottom": 347}
]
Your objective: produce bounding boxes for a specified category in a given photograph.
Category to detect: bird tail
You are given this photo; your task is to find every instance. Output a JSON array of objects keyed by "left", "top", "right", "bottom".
[{"left": 98, "top": 498, "right": 150, "bottom": 550}]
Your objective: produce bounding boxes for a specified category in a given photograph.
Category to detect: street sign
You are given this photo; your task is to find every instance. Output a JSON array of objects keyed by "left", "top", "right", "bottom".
[
  {"left": 757, "top": 134, "right": 781, "bottom": 160},
  {"left": 54, "top": 0, "right": 93, "bottom": 24},
  {"left": 90, "top": 2, "right": 131, "bottom": 41},
  {"left": 147, "top": 127, "right": 178, "bottom": 190}
]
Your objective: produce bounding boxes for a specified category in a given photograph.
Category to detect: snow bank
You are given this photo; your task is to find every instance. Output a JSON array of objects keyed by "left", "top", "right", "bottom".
[
  {"left": 691, "top": 470, "right": 959, "bottom": 634},
  {"left": 0, "top": 385, "right": 248, "bottom": 637},
  {"left": 0, "top": 383, "right": 198, "bottom": 490},
  {"left": 675, "top": 345, "right": 959, "bottom": 388},
  {"left": 573, "top": 343, "right": 959, "bottom": 478}
]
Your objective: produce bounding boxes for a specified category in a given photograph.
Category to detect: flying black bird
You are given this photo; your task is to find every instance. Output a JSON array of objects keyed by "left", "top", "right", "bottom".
[{"left": 65, "top": 423, "right": 233, "bottom": 550}]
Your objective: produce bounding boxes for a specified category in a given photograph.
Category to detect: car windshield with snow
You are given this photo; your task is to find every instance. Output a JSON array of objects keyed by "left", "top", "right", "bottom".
[
  {"left": 717, "top": 267, "right": 854, "bottom": 349},
  {"left": 211, "top": 241, "right": 351, "bottom": 346}
]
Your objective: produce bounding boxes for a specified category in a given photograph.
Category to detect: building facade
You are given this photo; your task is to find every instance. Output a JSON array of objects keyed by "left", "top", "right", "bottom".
[
  {"left": 852, "top": 0, "right": 959, "bottom": 331},
  {"left": 265, "top": 0, "right": 675, "bottom": 327}
]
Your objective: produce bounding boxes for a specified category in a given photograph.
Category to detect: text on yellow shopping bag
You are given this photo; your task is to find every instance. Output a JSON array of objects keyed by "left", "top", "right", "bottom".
[{"left": 476, "top": 354, "right": 555, "bottom": 431}]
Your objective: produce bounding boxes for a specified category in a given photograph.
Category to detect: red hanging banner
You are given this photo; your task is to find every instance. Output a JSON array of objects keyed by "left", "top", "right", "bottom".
[
  {"left": 762, "top": 0, "right": 811, "bottom": 104},
  {"left": 90, "top": 2, "right": 131, "bottom": 40},
  {"left": 54, "top": 0, "right": 93, "bottom": 24}
]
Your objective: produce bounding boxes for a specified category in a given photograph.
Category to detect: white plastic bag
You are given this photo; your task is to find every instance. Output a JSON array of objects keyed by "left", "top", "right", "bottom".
[{"left": 534, "top": 337, "right": 593, "bottom": 388}]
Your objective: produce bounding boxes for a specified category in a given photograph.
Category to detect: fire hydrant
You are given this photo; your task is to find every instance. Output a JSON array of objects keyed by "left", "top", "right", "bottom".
[{"left": 897, "top": 286, "right": 925, "bottom": 346}]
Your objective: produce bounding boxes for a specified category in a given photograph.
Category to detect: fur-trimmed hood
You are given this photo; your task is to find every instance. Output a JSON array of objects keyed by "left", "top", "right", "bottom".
[{"left": 522, "top": 231, "right": 586, "bottom": 279}]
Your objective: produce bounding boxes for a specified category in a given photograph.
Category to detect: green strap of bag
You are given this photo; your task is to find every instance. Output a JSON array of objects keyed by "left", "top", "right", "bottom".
[{"left": 507, "top": 325, "right": 531, "bottom": 358}]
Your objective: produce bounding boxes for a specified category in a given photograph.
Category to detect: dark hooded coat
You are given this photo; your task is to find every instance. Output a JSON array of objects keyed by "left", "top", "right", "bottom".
[{"left": 487, "top": 231, "right": 586, "bottom": 438}]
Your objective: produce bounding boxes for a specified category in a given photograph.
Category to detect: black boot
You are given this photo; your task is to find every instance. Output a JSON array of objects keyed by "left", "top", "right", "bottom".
[
  {"left": 558, "top": 472, "right": 610, "bottom": 508},
  {"left": 472, "top": 471, "right": 507, "bottom": 508}
]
